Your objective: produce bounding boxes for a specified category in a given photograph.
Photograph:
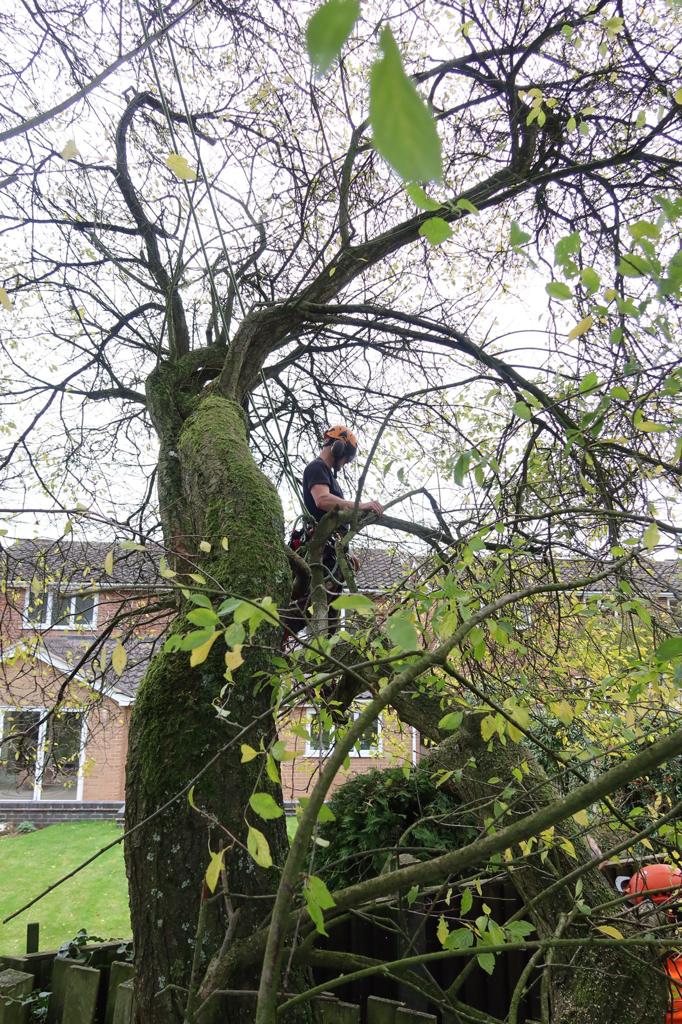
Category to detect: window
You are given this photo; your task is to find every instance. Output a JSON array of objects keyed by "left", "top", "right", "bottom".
[
  {"left": 24, "top": 588, "right": 97, "bottom": 629},
  {"left": 306, "top": 706, "right": 381, "bottom": 758},
  {"left": 0, "top": 708, "right": 85, "bottom": 800}
]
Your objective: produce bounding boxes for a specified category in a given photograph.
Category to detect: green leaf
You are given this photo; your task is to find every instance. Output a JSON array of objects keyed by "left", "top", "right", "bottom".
[
  {"left": 580, "top": 267, "right": 600, "bottom": 293},
  {"left": 387, "top": 614, "right": 419, "bottom": 651},
  {"left": 305, "top": 0, "right": 360, "bottom": 75},
  {"left": 453, "top": 451, "right": 471, "bottom": 485},
  {"left": 509, "top": 221, "right": 531, "bottom": 247},
  {"left": 305, "top": 896, "right": 328, "bottom": 935},
  {"left": 317, "top": 802, "right": 336, "bottom": 823},
  {"left": 545, "top": 281, "right": 572, "bottom": 300},
  {"left": 369, "top": 26, "right": 442, "bottom": 182},
  {"left": 554, "top": 231, "right": 581, "bottom": 266},
  {"left": 188, "top": 592, "right": 213, "bottom": 609},
  {"left": 224, "top": 621, "right": 246, "bottom": 647},
  {"left": 460, "top": 887, "right": 473, "bottom": 915},
  {"left": 247, "top": 827, "right": 272, "bottom": 869},
  {"left": 609, "top": 385, "right": 630, "bottom": 400},
  {"left": 330, "top": 593, "right": 375, "bottom": 616},
  {"left": 579, "top": 371, "right": 599, "bottom": 394},
  {"left": 249, "top": 792, "right": 283, "bottom": 820},
  {"left": 633, "top": 407, "right": 668, "bottom": 433},
  {"left": 513, "top": 401, "right": 532, "bottom": 421},
  {"left": 506, "top": 919, "right": 535, "bottom": 939},
  {"left": 444, "top": 927, "right": 474, "bottom": 950},
  {"left": 655, "top": 637, "right": 682, "bottom": 662},
  {"left": 643, "top": 522, "right": 660, "bottom": 550},
  {"left": 418, "top": 216, "right": 452, "bottom": 246},
  {"left": 306, "top": 875, "right": 336, "bottom": 910},
  {"left": 455, "top": 197, "right": 479, "bottom": 214},
  {"left": 266, "top": 753, "right": 280, "bottom": 784},
  {"left": 187, "top": 607, "right": 220, "bottom": 628},
  {"left": 406, "top": 885, "right": 419, "bottom": 906},
  {"left": 477, "top": 951, "right": 496, "bottom": 975},
  {"left": 619, "top": 252, "right": 649, "bottom": 278},
  {"left": 438, "top": 711, "right": 463, "bottom": 731},
  {"left": 628, "top": 220, "right": 660, "bottom": 240},
  {"left": 406, "top": 183, "right": 440, "bottom": 211},
  {"left": 271, "top": 740, "right": 296, "bottom": 762}
]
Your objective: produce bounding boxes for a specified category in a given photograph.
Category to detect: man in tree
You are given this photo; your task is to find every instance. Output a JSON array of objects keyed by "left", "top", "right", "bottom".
[{"left": 289, "top": 425, "right": 384, "bottom": 632}]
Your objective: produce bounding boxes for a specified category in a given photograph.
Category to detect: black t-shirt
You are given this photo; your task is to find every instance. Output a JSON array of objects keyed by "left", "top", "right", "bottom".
[{"left": 302, "top": 458, "right": 344, "bottom": 522}]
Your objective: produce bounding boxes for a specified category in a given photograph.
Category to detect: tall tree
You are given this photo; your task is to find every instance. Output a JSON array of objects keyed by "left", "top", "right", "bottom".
[{"left": 1, "top": 1, "right": 681, "bottom": 1022}]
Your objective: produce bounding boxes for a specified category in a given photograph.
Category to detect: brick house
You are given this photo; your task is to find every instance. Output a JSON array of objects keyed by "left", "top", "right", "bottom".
[{"left": 0, "top": 539, "right": 417, "bottom": 824}]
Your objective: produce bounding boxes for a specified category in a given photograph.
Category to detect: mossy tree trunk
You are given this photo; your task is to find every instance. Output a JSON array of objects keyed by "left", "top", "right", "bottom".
[{"left": 125, "top": 382, "right": 293, "bottom": 1024}]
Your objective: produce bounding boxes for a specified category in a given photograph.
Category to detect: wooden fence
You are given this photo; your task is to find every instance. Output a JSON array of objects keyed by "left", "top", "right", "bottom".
[
  {"left": 1, "top": 875, "right": 545, "bottom": 1023},
  {"left": 0, "top": 963, "right": 476, "bottom": 1024}
]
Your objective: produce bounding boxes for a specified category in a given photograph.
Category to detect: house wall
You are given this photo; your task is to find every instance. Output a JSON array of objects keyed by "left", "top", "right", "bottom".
[
  {"left": 0, "top": 657, "right": 129, "bottom": 806},
  {"left": 279, "top": 706, "right": 416, "bottom": 804}
]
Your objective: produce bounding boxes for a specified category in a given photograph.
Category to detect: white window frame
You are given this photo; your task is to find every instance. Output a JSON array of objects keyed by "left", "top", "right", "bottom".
[
  {"left": 305, "top": 705, "right": 383, "bottom": 758},
  {"left": 0, "top": 706, "right": 87, "bottom": 801},
  {"left": 22, "top": 588, "right": 98, "bottom": 631}
]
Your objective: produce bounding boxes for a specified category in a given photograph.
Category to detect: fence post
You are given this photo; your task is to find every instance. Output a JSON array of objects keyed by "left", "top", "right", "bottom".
[
  {"left": 0, "top": 968, "right": 33, "bottom": 1024},
  {"left": 47, "top": 958, "right": 85, "bottom": 1024},
  {"left": 112, "top": 979, "right": 134, "bottom": 1024},
  {"left": 105, "top": 962, "right": 135, "bottom": 1024},
  {"left": 367, "top": 996, "right": 399, "bottom": 1023},
  {"left": 61, "top": 965, "right": 100, "bottom": 1024},
  {"left": 25, "top": 926, "right": 39, "bottom": 956},
  {"left": 395, "top": 1008, "right": 437, "bottom": 1022},
  {"left": 313, "top": 996, "right": 361, "bottom": 1021}
]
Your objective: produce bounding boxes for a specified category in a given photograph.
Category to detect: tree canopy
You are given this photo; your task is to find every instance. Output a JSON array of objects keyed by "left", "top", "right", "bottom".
[{"left": 1, "top": 1, "right": 681, "bottom": 1022}]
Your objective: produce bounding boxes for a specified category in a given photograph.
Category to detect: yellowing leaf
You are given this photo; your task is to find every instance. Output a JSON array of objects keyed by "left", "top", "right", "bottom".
[
  {"left": 675, "top": 88, "right": 682, "bottom": 105},
  {"left": 60, "top": 139, "right": 79, "bottom": 161},
  {"left": 247, "top": 826, "right": 272, "bottom": 868},
  {"left": 205, "top": 847, "right": 226, "bottom": 893},
  {"left": 221, "top": 536, "right": 229, "bottom": 551},
  {"left": 0, "top": 287, "right": 13, "bottom": 311},
  {"left": 190, "top": 631, "right": 220, "bottom": 666},
  {"left": 437, "top": 914, "right": 449, "bottom": 947},
  {"left": 199, "top": 540, "right": 211, "bottom": 553},
  {"left": 240, "top": 744, "right": 259, "bottom": 763},
  {"left": 103, "top": 550, "right": 114, "bottom": 576},
  {"left": 112, "top": 641, "right": 127, "bottom": 676},
  {"left": 596, "top": 925, "right": 624, "bottom": 940},
  {"left": 550, "top": 700, "right": 574, "bottom": 725},
  {"left": 159, "top": 556, "right": 176, "bottom": 579},
  {"left": 568, "top": 316, "right": 593, "bottom": 340},
  {"left": 166, "top": 152, "right": 198, "bottom": 181},
  {"left": 573, "top": 809, "right": 589, "bottom": 827},
  {"left": 224, "top": 645, "right": 244, "bottom": 674}
]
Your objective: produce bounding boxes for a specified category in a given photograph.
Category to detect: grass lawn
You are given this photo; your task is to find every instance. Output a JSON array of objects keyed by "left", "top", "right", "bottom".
[{"left": 0, "top": 822, "right": 130, "bottom": 956}]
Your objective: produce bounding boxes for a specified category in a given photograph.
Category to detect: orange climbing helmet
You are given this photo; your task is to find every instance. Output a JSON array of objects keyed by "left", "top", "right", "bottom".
[
  {"left": 322, "top": 425, "right": 358, "bottom": 464},
  {"left": 616, "top": 864, "right": 682, "bottom": 906}
]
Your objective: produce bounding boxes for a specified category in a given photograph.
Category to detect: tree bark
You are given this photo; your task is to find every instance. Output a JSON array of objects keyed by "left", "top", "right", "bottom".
[{"left": 125, "top": 387, "right": 293, "bottom": 1024}]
